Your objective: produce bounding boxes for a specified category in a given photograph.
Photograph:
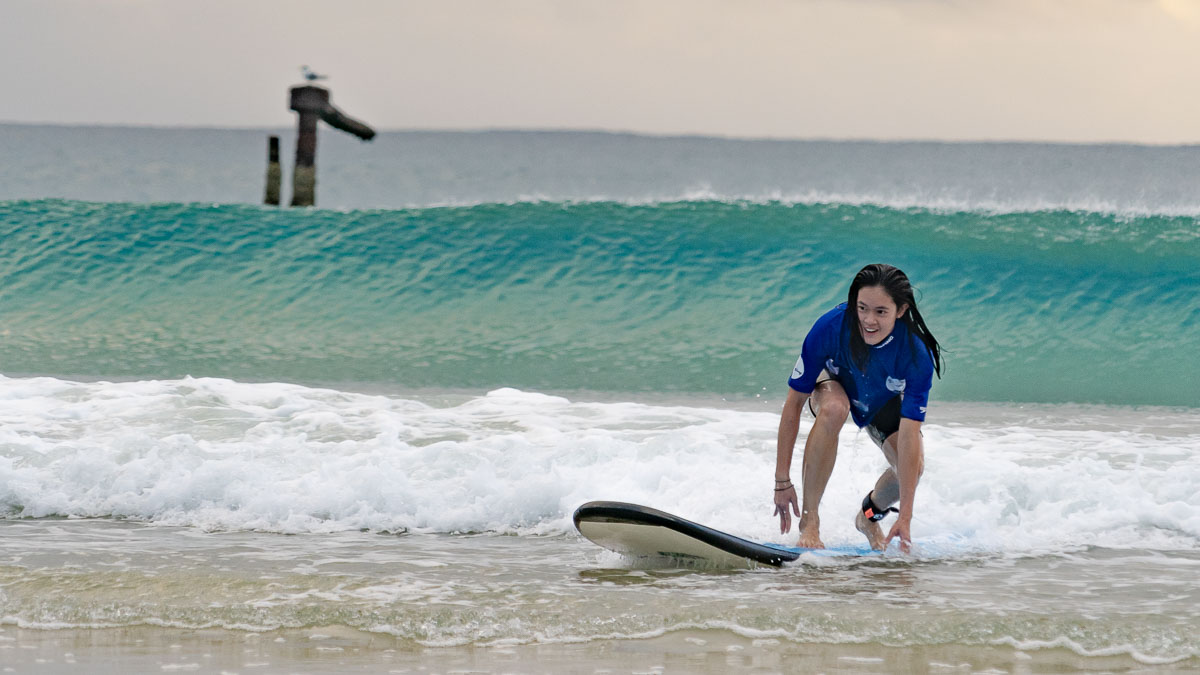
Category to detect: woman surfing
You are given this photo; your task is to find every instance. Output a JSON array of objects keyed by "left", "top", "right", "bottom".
[{"left": 773, "top": 264, "right": 943, "bottom": 553}]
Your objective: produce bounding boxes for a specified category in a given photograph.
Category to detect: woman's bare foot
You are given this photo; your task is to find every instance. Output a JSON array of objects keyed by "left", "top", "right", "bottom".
[
  {"left": 855, "top": 510, "right": 886, "bottom": 550},
  {"left": 796, "top": 523, "right": 825, "bottom": 549}
]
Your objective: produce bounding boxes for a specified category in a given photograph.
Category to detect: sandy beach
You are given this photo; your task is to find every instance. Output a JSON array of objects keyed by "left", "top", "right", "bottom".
[{"left": 6, "top": 624, "right": 1194, "bottom": 674}]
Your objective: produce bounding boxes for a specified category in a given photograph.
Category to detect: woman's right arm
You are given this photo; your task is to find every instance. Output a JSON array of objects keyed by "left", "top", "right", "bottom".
[
  {"left": 774, "top": 388, "right": 809, "bottom": 533},
  {"left": 776, "top": 305, "right": 838, "bottom": 532}
]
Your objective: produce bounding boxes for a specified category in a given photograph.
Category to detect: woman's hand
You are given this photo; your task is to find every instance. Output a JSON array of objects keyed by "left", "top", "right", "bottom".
[
  {"left": 773, "top": 483, "right": 800, "bottom": 534},
  {"left": 885, "top": 515, "right": 913, "bottom": 554}
]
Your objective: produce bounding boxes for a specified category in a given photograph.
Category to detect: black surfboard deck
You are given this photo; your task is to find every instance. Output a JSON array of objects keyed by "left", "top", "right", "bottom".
[{"left": 573, "top": 500, "right": 860, "bottom": 568}]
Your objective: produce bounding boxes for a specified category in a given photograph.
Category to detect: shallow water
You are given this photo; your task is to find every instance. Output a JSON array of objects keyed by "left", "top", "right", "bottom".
[
  {"left": 1, "top": 385, "right": 1197, "bottom": 665},
  {"left": 2, "top": 517, "right": 1197, "bottom": 666}
]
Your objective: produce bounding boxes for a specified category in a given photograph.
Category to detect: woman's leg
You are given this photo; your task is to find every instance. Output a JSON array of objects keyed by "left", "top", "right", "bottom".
[
  {"left": 855, "top": 438, "right": 900, "bottom": 550},
  {"left": 797, "top": 379, "right": 850, "bottom": 548},
  {"left": 856, "top": 427, "right": 924, "bottom": 549}
]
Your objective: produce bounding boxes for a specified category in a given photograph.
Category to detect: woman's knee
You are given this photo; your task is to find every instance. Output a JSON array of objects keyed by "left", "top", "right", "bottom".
[{"left": 816, "top": 393, "right": 850, "bottom": 425}]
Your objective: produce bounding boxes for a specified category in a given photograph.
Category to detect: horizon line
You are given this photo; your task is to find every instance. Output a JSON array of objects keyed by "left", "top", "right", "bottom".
[{"left": 1, "top": 120, "right": 1197, "bottom": 148}]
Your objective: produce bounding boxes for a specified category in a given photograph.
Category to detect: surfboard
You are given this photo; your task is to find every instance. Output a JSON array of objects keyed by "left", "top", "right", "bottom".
[{"left": 573, "top": 500, "right": 875, "bottom": 568}]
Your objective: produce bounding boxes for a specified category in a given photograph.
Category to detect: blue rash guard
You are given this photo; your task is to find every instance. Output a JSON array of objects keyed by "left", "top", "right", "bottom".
[{"left": 787, "top": 303, "right": 935, "bottom": 428}]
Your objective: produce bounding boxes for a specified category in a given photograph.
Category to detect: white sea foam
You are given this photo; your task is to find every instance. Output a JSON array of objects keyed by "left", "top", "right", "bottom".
[
  {"left": 0, "top": 376, "right": 1196, "bottom": 555},
  {"left": 421, "top": 190, "right": 1200, "bottom": 218}
]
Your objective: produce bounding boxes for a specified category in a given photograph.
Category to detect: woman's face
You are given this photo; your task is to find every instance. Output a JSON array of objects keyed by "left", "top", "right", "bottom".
[{"left": 855, "top": 285, "right": 908, "bottom": 346}]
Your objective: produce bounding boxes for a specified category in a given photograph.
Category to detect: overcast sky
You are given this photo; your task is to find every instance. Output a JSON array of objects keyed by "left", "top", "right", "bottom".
[{"left": 3, "top": 0, "right": 1198, "bottom": 143}]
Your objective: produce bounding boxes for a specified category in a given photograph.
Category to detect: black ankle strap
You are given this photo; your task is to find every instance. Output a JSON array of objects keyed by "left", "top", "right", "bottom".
[{"left": 862, "top": 492, "right": 898, "bottom": 522}]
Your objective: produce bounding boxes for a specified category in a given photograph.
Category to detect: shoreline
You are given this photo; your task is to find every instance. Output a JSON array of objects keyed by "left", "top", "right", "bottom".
[{"left": 3, "top": 625, "right": 1193, "bottom": 674}]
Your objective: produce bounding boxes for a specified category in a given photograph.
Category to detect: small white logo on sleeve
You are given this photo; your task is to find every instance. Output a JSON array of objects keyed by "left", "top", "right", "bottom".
[
  {"left": 886, "top": 376, "right": 906, "bottom": 393},
  {"left": 825, "top": 359, "right": 840, "bottom": 376},
  {"left": 919, "top": 406, "right": 927, "bottom": 414},
  {"left": 792, "top": 355, "right": 804, "bottom": 380}
]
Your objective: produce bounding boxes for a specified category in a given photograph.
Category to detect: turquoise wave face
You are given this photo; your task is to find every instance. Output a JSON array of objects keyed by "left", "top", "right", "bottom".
[{"left": 1, "top": 199, "right": 1197, "bottom": 406}]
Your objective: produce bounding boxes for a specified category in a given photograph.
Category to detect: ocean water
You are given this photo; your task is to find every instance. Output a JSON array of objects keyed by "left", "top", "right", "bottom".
[
  {"left": 0, "top": 124, "right": 1198, "bottom": 667},
  {"left": 1, "top": 199, "right": 1196, "bottom": 406}
]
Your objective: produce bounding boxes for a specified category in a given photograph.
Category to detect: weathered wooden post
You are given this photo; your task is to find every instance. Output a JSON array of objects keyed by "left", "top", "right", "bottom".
[
  {"left": 288, "top": 86, "right": 324, "bottom": 207},
  {"left": 263, "top": 135, "right": 281, "bottom": 205},
  {"left": 287, "top": 84, "right": 375, "bottom": 207}
]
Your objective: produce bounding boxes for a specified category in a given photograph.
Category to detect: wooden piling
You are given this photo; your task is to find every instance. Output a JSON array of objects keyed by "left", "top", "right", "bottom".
[
  {"left": 290, "top": 115, "right": 318, "bottom": 206},
  {"left": 289, "top": 86, "right": 327, "bottom": 207},
  {"left": 264, "top": 135, "right": 281, "bottom": 205},
  {"left": 287, "top": 84, "right": 375, "bottom": 207}
]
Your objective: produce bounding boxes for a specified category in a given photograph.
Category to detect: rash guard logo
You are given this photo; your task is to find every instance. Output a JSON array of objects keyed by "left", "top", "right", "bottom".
[
  {"left": 792, "top": 355, "right": 804, "bottom": 380},
  {"left": 886, "top": 377, "right": 907, "bottom": 393},
  {"left": 825, "top": 359, "right": 840, "bottom": 376}
]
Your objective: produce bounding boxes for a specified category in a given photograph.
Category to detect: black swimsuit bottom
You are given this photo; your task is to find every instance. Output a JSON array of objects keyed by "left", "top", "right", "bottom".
[{"left": 864, "top": 395, "right": 902, "bottom": 449}]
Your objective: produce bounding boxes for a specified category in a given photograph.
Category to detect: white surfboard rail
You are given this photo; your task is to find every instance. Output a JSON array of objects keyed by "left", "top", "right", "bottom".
[{"left": 573, "top": 500, "right": 802, "bottom": 568}]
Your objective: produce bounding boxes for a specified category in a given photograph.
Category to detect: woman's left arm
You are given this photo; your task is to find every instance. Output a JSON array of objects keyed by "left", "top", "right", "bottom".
[{"left": 885, "top": 417, "right": 925, "bottom": 553}]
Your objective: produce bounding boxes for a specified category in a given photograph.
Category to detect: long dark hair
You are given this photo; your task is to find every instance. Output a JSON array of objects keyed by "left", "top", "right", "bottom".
[{"left": 846, "top": 264, "right": 943, "bottom": 377}]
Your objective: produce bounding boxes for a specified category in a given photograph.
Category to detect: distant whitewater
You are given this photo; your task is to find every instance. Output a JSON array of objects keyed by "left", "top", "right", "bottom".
[{"left": 3, "top": 124, "right": 1200, "bottom": 215}]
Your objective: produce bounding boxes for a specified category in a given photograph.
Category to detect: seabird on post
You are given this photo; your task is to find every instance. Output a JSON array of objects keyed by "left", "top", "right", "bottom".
[{"left": 300, "top": 65, "right": 328, "bottom": 82}]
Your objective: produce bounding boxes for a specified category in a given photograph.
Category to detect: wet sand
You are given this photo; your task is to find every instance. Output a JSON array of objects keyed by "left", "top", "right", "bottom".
[{"left": 2, "top": 625, "right": 1191, "bottom": 674}]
